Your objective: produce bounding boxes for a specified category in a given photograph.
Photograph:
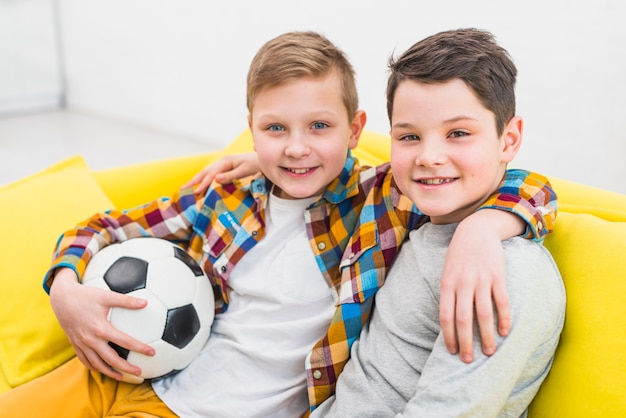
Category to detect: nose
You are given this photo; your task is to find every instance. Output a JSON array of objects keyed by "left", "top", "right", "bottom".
[
  {"left": 284, "top": 133, "right": 311, "bottom": 159},
  {"left": 416, "top": 138, "right": 446, "bottom": 166}
]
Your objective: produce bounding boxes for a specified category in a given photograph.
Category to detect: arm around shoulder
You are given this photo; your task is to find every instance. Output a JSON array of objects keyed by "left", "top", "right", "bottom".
[{"left": 400, "top": 240, "right": 565, "bottom": 417}]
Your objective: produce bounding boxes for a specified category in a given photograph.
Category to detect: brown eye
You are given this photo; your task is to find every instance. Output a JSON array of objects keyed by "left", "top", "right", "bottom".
[{"left": 449, "top": 130, "right": 469, "bottom": 138}]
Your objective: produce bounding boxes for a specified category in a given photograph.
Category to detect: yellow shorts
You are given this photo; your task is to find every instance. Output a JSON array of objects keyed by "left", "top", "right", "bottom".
[{"left": 0, "top": 357, "right": 178, "bottom": 417}]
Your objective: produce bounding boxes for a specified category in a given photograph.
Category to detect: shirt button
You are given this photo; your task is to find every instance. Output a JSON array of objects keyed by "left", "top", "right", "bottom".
[
  {"left": 220, "top": 266, "right": 227, "bottom": 273},
  {"left": 251, "top": 231, "right": 258, "bottom": 237},
  {"left": 317, "top": 242, "right": 326, "bottom": 251},
  {"left": 348, "top": 252, "right": 355, "bottom": 259},
  {"left": 313, "top": 370, "right": 323, "bottom": 380},
  {"left": 537, "top": 221, "right": 543, "bottom": 231}
]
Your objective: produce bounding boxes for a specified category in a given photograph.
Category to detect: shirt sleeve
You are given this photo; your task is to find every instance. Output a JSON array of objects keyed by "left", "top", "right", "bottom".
[
  {"left": 42, "top": 188, "right": 202, "bottom": 293},
  {"left": 479, "top": 169, "right": 558, "bottom": 241}
]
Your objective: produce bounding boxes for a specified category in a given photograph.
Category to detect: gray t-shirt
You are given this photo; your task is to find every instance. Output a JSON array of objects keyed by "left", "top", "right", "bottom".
[{"left": 313, "top": 222, "right": 565, "bottom": 418}]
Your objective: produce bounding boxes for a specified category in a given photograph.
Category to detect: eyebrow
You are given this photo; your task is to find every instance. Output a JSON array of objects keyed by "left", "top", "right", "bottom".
[
  {"left": 254, "top": 109, "right": 339, "bottom": 121},
  {"left": 391, "top": 115, "right": 479, "bottom": 130},
  {"left": 444, "top": 115, "right": 479, "bottom": 124},
  {"left": 391, "top": 122, "right": 414, "bottom": 130}
]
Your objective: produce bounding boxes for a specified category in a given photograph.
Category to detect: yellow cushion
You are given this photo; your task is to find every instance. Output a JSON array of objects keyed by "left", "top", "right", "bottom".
[
  {"left": 93, "top": 130, "right": 257, "bottom": 209},
  {"left": 353, "top": 130, "right": 391, "bottom": 167},
  {"left": 549, "top": 177, "right": 626, "bottom": 222},
  {"left": 0, "top": 156, "right": 114, "bottom": 392},
  {"left": 93, "top": 152, "right": 216, "bottom": 209},
  {"left": 528, "top": 212, "right": 626, "bottom": 416}
]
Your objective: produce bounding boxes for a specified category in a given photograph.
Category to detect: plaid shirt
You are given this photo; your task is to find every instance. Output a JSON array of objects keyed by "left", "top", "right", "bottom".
[{"left": 44, "top": 153, "right": 556, "bottom": 414}]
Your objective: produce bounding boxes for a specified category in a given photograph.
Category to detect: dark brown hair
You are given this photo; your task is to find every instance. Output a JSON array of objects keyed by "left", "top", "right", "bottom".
[{"left": 387, "top": 28, "right": 517, "bottom": 135}]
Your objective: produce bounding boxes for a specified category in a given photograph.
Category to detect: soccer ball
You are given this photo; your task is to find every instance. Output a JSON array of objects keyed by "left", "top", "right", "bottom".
[{"left": 82, "top": 237, "right": 214, "bottom": 384}]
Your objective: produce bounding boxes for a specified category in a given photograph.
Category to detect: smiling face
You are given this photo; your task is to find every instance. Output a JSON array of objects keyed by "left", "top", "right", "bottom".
[
  {"left": 390, "top": 79, "right": 522, "bottom": 224},
  {"left": 249, "top": 72, "right": 364, "bottom": 199}
]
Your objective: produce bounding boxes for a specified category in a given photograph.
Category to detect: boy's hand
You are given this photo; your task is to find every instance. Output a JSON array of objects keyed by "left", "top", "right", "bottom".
[
  {"left": 181, "top": 152, "right": 260, "bottom": 195},
  {"left": 49, "top": 268, "right": 155, "bottom": 380},
  {"left": 439, "top": 209, "right": 521, "bottom": 363}
]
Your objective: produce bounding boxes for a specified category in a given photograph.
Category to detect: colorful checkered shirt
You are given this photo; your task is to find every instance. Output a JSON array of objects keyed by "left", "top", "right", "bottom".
[{"left": 44, "top": 153, "right": 556, "bottom": 415}]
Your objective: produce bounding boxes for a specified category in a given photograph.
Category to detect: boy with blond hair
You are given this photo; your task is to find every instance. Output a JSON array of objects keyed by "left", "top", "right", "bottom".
[
  {"left": 0, "top": 31, "right": 555, "bottom": 417},
  {"left": 313, "top": 28, "right": 565, "bottom": 417}
]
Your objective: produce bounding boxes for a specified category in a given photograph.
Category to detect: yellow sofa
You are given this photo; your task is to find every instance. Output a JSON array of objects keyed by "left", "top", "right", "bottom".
[{"left": 1, "top": 130, "right": 625, "bottom": 416}]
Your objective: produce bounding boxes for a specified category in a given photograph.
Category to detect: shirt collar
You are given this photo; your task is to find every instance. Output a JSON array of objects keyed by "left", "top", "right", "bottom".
[{"left": 321, "top": 151, "right": 360, "bottom": 204}]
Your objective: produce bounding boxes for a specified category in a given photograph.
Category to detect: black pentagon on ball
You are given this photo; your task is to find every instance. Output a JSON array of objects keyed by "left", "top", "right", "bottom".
[
  {"left": 173, "top": 247, "right": 205, "bottom": 277},
  {"left": 109, "top": 341, "right": 130, "bottom": 360},
  {"left": 163, "top": 304, "right": 201, "bottom": 349},
  {"left": 103, "top": 256, "right": 149, "bottom": 294}
]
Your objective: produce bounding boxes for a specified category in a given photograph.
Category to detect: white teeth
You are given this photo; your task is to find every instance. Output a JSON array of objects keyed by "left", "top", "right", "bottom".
[
  {"left": 419, "top": 178, "right": 453, "bottom": 185},
  {"left": 288, "top": 168, "right": 310, "bottom": 174}
]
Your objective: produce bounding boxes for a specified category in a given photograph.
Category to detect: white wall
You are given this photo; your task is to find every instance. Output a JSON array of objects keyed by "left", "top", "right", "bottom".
[
  {"left": 57, "top": 0, "right": 626, "bottom": 194},
  {"left": 0, "top": 0, "right": 63, "bottom": 113}
]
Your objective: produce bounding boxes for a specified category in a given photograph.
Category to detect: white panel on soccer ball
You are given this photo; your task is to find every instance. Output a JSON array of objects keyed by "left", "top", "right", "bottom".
[
  {"left": 128, "top": 340, "right": 178, "bottom": 380},
  {"left": 82, "top": 244, "right": 124, "bottom": 283},
  {"left": 151, "top": 338, "right": 198, "bottom": 373},
  {"left": 193, "top": 275, "right": 216, "bottom": 327},
  {"left": 120, "top": 237, "right": 175, "bottom": 261},
  {"left": 108, "top": 288, "right": 167, "bottom": 343},
  {"left": 80, "top": 276, "right": 110, "bottom": 292},
  {"left": 146, "top": 258, "right": 196, "bottom": 308}
]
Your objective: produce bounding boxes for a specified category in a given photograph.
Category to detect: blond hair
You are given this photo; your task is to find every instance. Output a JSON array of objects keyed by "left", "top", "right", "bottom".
[{"left": 247, "top": 31, "right": 358, "bottom": 119}]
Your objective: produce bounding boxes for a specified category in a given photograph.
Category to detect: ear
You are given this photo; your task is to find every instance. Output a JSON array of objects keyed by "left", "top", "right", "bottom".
[
  {"left": 501, "top": 116, "right": 523, "bottom": 163},
  {"left": 348, "top": 110, "right": 367, "bottom": 150},
  {"left": 247, "top": 114, "right": 257, "bottom": 152}
]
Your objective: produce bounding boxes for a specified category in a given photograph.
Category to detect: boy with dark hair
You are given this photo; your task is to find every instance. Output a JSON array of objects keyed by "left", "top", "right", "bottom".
[
  {"left": 313, "top": 28, "right": 565, "bottom": 417},
  {"left": 0, "top": 31, "right": 555, "bottom": 417}
]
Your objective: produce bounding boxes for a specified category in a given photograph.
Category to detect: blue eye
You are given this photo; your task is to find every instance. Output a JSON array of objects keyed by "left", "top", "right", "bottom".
[
  {"left": 400, "top": 134, "right": 419, "bottom": 142},
  {"left": 267, "top": 124, "right": 285, "bottom": 132},
  {"left": 312, "top": 121, "right": 328, "bottom": 130}
]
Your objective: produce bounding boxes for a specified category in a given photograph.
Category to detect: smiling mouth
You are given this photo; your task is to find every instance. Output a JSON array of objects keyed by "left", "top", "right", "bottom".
[
  {"left": 418, "top": 178, "right": 454, "bottom": 185},
  {"left": 286, "top": 168, "right": 313, "bottom": 174}
]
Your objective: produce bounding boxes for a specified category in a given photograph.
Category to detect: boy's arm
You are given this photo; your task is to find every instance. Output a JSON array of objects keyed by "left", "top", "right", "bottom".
[
  {"left": 400, "top": 241, "right": 564, "bottom": 417},
  {"left": 44, "top": 189, "right": 201, "bottom": 380},
  {"left": 43, "top": 188, "right": 200, "bottom": 292},
  {"left": 440, "top": 169, "right": 557, "bottom": 363},
  {"left": 481, "top": 169, "right": 557, "bottom": 241},
  {"left": 50, "top": 268, "right": 152, "bottom": 380}
]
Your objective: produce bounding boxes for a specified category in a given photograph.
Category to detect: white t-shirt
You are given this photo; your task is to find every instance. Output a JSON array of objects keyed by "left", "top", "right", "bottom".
[{"left": 153, "top": 192, "right": 337, "bottom": 418}]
